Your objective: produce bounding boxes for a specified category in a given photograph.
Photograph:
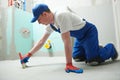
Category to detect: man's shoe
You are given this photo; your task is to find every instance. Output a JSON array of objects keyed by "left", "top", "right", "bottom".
[
  {"left": 111, "top": 46, "right": 118, "bottom": 61},
  {"left": 86, "top": 56, "right": 105, "bottom": 65},
  {"left": 73, "top": 56, "right": 86, "bottom": 62}
]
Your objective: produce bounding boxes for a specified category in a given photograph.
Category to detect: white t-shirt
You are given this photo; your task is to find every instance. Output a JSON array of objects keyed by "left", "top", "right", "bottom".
[{"left": 45, "top": 11, "right": 86, "bottom": 34}]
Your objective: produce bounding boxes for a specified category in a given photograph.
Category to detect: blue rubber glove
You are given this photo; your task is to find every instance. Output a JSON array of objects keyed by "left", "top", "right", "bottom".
[
  {"left": 21, "top": 56, "right": 30, "bottom": 63},
  {"left": 65, "top": 63, "right": 83, "bottom": 73}
]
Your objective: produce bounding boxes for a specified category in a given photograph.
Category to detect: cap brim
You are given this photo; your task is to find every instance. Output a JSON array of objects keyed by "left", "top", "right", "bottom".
[{"left": 31, "top": 17, "right": 38, "bottom": 23}]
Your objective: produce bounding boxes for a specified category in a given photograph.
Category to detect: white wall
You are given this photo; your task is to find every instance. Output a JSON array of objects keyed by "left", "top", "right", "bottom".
[
  {"left": 0, "top": 0, "right": 9, "bottom": 60},
  {"left": 33, "top": 0, "right": 68, "bottom": 12},
  {"left": 0, "top": 0, "right": 8, "bottom": 8},
  {"left": 67, "top": 0, "right": 111, "bottom": 7},
  {"left": 68, "top": 0, "right": 116, "bottom": 45},
  {"left": 26, "top": 0, "right": 33, "bottom": 12},
  {"left": 112, "top": 0, "right": 120, "bottom": 55}
]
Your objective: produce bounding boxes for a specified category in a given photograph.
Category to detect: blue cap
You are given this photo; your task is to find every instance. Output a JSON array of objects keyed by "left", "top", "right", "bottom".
[{"left": 31, "top": 4, "right": 49, "bottom": 23}]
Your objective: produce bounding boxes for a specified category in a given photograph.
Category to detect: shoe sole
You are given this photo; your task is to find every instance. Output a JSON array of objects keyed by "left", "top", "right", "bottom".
[
  {"left": 111, "top": 45, "right": 118, "bottom": 61},
  {"left": 65, "top": 69, "right": 83, "bottom": 73}
]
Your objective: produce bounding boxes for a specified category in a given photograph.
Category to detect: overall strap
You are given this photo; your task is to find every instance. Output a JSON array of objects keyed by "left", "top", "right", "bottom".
[{"left": 50, "top": 24, "right": 61, "bottom": 33}]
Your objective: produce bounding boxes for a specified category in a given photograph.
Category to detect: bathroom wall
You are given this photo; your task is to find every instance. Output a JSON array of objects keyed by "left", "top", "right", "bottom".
[
  {"left": 67, "top": 0, "right": 120, "bottom": 54},
  {"left": 0, "top": 7, "right": 8, "bottom": 60},
  {"left": 67, "top": 0, "right": 117, "bottom": 46},
  {"left": 112, "top": 0, "right": 120, "bottom": 54},
  {"left": 32, "top": 23, "right": 64, "bottom": 57},
  {"left": 0, "top": 6, "right": 33, "bottom": 60}
]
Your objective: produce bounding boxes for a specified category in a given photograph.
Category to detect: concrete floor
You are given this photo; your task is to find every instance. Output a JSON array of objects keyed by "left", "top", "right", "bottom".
[{"left": 0, "top": 57, "right": 120, "bottom": 80}]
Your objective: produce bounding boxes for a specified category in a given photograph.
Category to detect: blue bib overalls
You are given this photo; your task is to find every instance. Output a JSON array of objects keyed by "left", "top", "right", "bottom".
[{"left": 50, "top": 21, "right": 117, "bottom": 62}]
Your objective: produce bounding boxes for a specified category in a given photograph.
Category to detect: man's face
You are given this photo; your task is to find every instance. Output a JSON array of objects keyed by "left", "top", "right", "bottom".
[{"left": 37, "top": 12, "right": 51, "bottom": 25}]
